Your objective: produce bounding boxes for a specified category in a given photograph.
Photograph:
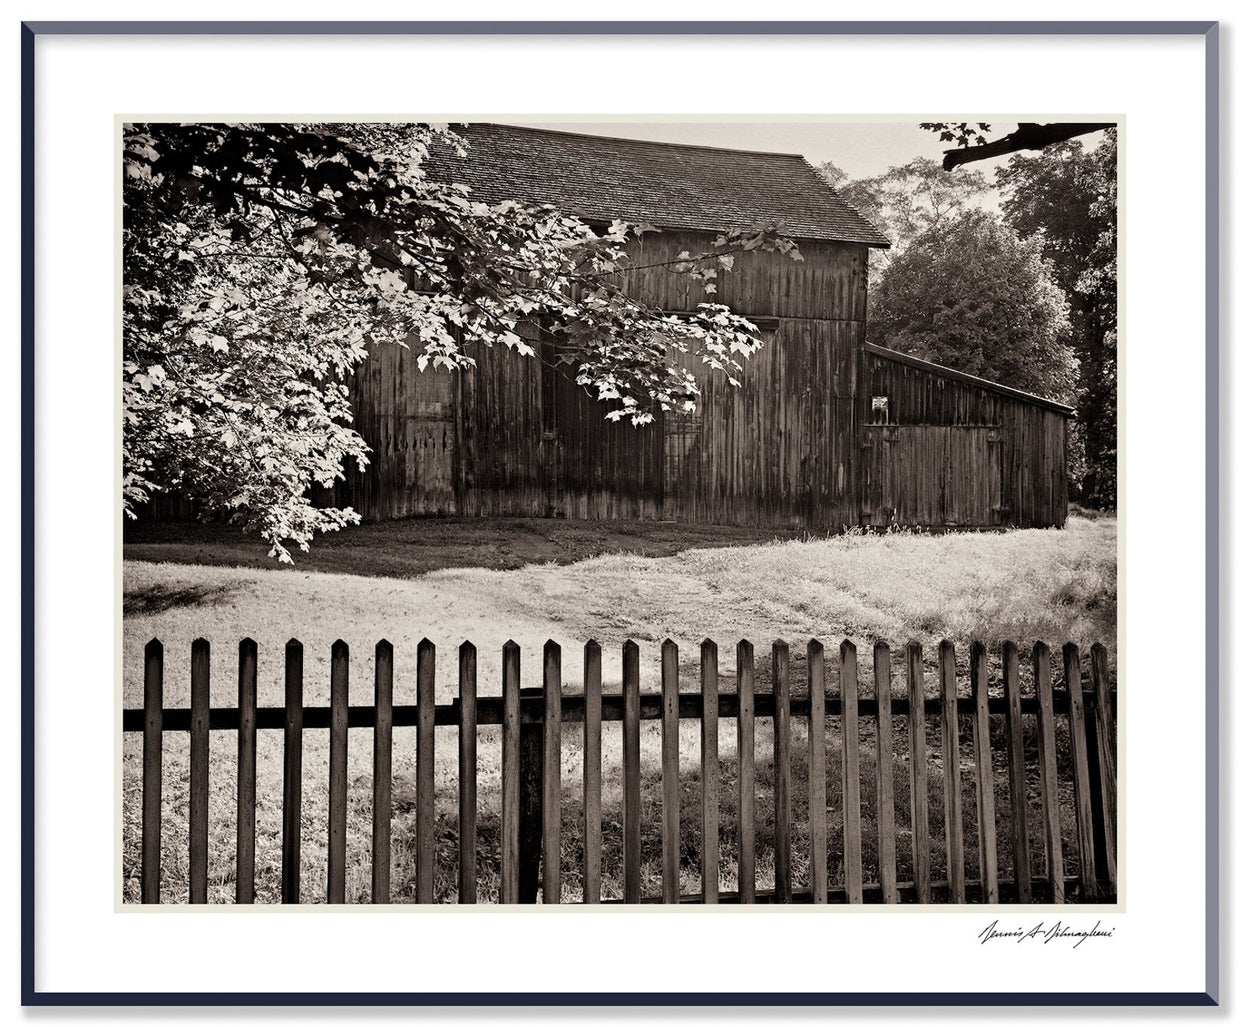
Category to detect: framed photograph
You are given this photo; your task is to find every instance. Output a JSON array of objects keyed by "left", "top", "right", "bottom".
[{"left": 21, "top": 18, "right": 1219, "bottom": 1006}]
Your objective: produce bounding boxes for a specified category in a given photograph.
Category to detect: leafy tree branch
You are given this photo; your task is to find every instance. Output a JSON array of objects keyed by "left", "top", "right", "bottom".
[{"left": 124, "top": 122, "right": 800, "bottom": 560}]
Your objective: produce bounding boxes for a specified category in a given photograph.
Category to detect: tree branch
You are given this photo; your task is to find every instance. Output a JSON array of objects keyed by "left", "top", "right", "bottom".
[{"left": 941, "top": 123, "right": 1115, "bottom": 171}]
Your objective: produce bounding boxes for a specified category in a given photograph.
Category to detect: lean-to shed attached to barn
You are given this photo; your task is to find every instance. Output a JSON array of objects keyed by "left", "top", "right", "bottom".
[{"left": 328, "top": 123, "right": 1073, "bottom": 531}]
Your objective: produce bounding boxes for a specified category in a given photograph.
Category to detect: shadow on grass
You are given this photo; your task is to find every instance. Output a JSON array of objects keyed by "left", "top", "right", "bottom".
[
  {"left": 122, "top": 516, "right": 814, "bottom": 579},
  {"left": 123, "top": 582, "right": 240, "bottom": 617}
]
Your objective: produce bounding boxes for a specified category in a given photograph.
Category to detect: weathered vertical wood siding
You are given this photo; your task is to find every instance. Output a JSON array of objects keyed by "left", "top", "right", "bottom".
[
  {"left": 152, "top": 230, "right": 1071, "bottom": 534},
  {"left": 333, "top": 339, "right": 458, "bottom": 519},
  {"left": 616, "top": 233, "right": 869, "bottom": 321},
  {"left": 352, "top": 231, "right": 872, "bottom": 530},
  {"left": 663, "top": 319, "right": 860, "bottom": 530},
  {"left": 860, "top": 344, "right": 1071, "bottom": 529},
  {"left": 454, "top": 320, "right": 548, "bottom": 517}
]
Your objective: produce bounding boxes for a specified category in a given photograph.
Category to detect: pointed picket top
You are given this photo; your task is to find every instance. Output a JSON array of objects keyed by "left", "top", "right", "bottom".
[
  {"left": 699, "top": 636, "right": 715, "bottom": 649},
  {"left": 737, "top": 637, "right": 753, "bottom": 655},
  {"left": 544, "top": 638, "right": 561, "bottom": 657},
  {"left": 622, "top": 638, "right": 639, "bottom": 656},
  {"left": 192, "top": 636, "right": 210, "bottom": 650},
  {"left": 839, "top": 637, "right": 856, "bottom": 656},
  {"left": 239, "top": 636, "right": 257, "bottom": 652},
  {"left": 907, "top": 639, "right": 924, "bottom": 658},
  {"left": 772, "top": 637, "right": 788, "bottom": 648},
  {"left": 584, "top": 638, "right": 600, "bottom": 649},
  {"left": 458, "top": 639, "right": 476, "bottom": 656},
  {"left": 662, "top": 637, "right": 678, "bottom": 656},
  {"left": 376, "top": 638, "right": 393, "bottom": 656},
  {"left": 502, "top": 640, "right": 521, "bottom": 685},
  {"left": 145, "top": 637, "right": 163, "bottom": 656},
  {"left": 285, "top": 636, "right": 302, "bottom": 649},
  {"left": 332, "top": 638, "right": 349, "bottom": 650},
  {"left": 873, "top": 638, "right": 890, "bottom": 655},
  {"left": 418, "top": 636, "right": 435, "bottom": 650},
  {"left": 806, "top": 637, "right": 823, "bottom": 658},
  {"left": 1032, "top": 639, "right": 1050, "bottom": 659}
]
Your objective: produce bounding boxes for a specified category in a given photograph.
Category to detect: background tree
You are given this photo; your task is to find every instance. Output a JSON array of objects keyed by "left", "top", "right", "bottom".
[
  {"left": 124, "top": 123, "right": 799, "bottom": 560},
  {"left": 868, "top": 210, "right": 1078, "bottom": 404},
  {"left": 996, "top": 129, "right": 1118, "bottom": 507},
  {"left": 817, "top": 157, "right": 990, "bottom": 283}
]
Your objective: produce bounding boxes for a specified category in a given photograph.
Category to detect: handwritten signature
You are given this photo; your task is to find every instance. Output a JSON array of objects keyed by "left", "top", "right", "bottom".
[{"left": 978, "top": 920, "right": 1115, "bottom": 949}]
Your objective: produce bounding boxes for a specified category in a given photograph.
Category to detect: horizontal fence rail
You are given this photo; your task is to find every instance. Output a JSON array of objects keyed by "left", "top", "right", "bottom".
[{"left": 127, "top": 637, "right": 1118, "bottom": 906}]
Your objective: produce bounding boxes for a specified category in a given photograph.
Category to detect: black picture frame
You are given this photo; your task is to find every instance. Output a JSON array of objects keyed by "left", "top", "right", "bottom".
[{"left": 20, "top": 18, "right": 1221, "bottom": 1007}]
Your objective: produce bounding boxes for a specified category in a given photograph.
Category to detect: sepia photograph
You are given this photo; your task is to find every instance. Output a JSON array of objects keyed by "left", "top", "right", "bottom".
[{"left": 119, "top": 117, "right": 1119, "bottom": 908}]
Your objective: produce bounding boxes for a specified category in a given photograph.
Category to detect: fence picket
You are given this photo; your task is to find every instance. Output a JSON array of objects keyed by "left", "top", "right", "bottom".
[
  {"left": 700, "top": 639, "right": 720, "bottom": 905},
  {"left": 189, "top": 638, "right": 210, "bottom": 904},
  {"left": 141, "top": 639, "right": 163, "bottom": 904},
  {"left": 372, "top": 640, "right": 394, "bottom": 904},
  {"left": 128, "top": 634, "right": 1113, "bottom": 907},
  {"left": 971, "top": 642, "right": 999, "bottom": 903},
  {"left": 873, "top": 642, "right": 897, "bottom": 903},
  {"left": 940, "top": 641, "right": 965, "bottom": 903},
  {"left": 498, "top": 640, "right": 518, "bottom": 907},
  {"left": 327, "top": 640, "right": 349, "bottom": 904},
  {"left": 500, "top": 640, "right": 520, "bottom": 903},
  {"left": 772, "top": 640, "right": 792, "bottom": 903},
  {"left": 661, "top": 640, "right": 681, "bottom": 903},
  {"left": 840, "top": 640, "right": 862, "bottom": 904},
  {"left": 416, "top": 639, "right": 436, "bottom": 903},
  {"left": 457, "top": 642, "right": 477, "bottom": 905},
  {"left": 281, "top": 639, "right": 303, "bottom": 904},
  {"left": 907, "top": 642, "right": 931, "bottom": 903},
  {"left": 736, "top": 640, "right": 756, "bottom": 904},
  {"left": 236, "top": 638, "right": 258, "bottom": 904},
  {"left": 1003, "top": 641, "right": 1033, "bottom": 903},
  {"left": 542, "top": 641, "right": 563, "bottom": 904},
  {"left": 517, "top": 687, "right": 543, "bottom": 903},
  {"left": 1033, "top": 642, "right": 1064, "bottom": 903},
  {"left": 622, "top": 640, "right": 641, "bottom": 904},
  {"left": 1090, "top": 644, "right": 1118, "bottom": 891},
  {"left": 582, "top": 640, "right": 602, "bottom": 904},
  {"left": 806, "top": 640, "right": 828, "bottom": 903},
  {"left": 1062, "top": 644, "right": 1098, "bottom": 900}
]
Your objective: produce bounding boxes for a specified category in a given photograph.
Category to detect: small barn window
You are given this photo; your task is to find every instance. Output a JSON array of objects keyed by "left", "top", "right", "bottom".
[{"left": 871, "top": 395, "right": 890, "bottom": 425}]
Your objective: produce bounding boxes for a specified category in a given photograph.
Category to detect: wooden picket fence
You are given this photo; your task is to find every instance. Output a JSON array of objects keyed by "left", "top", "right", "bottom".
[{"left": 126, "top": 637, "right": 1118, "bottom": 905}]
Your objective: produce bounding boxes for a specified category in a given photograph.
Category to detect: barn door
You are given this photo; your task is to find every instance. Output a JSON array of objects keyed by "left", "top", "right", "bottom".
[
  {"left": 860, "top": 425, "right": 1005, "bottom": 528},
  {"left": 348, "top": 340, "right": 458, "bottom": 519}
]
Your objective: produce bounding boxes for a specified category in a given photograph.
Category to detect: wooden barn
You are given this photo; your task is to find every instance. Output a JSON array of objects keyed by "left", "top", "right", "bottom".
[{"left": 330, "top": 124, "right": 1072, "bottom": 532}]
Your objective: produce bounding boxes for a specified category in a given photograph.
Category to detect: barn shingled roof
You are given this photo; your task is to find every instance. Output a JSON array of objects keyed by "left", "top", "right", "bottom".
[{"left": 422, "top": 123, "right": 891, "bottom": 248}]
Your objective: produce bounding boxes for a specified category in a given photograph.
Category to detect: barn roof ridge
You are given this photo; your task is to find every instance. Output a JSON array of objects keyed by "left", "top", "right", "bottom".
[
  {"left": 470, "top": 121, "right": 811, "bottom": 161},
  {"left": 423, "top": 122, "right": 891, "bottom": 248}
]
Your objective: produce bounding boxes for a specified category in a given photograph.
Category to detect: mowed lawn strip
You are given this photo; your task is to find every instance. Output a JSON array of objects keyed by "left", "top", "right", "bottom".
[{"left": 122, "top": 515, "right": 1116, "bottom": 903}]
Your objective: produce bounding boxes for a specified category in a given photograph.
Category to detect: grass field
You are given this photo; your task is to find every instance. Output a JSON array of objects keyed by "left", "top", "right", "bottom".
[{"left": 121, "top": 514, "right": 1117, "bottom": 903}]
